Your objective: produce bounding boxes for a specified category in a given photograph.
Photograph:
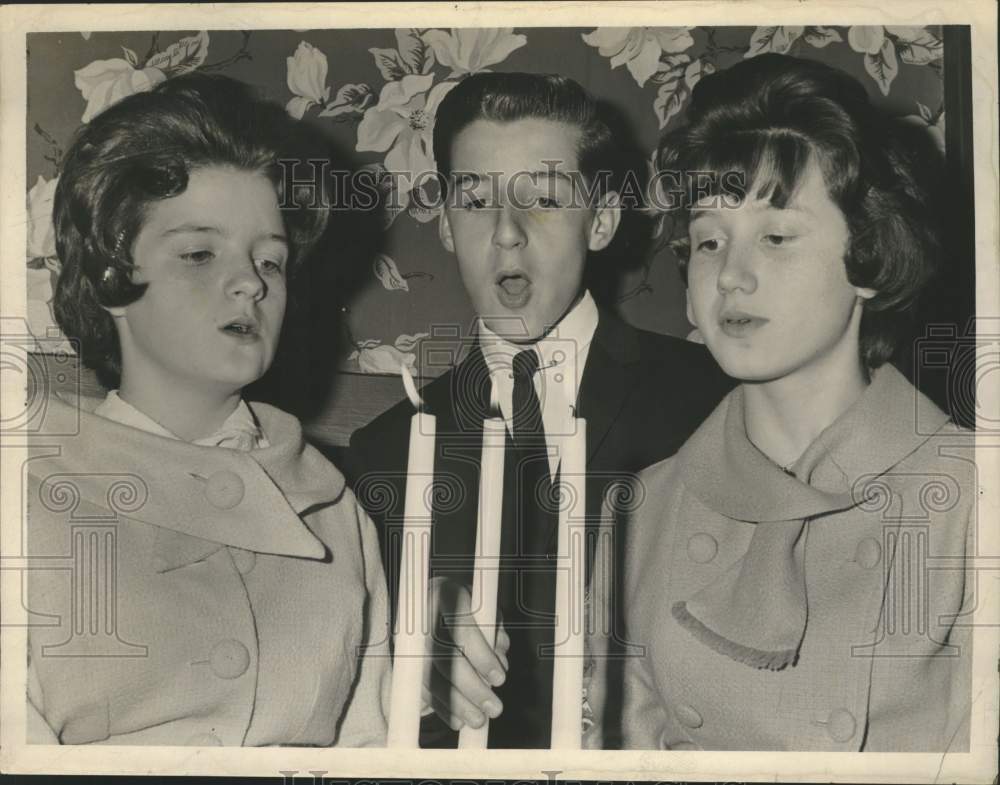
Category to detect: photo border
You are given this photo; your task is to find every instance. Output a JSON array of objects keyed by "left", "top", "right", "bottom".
[{"left": 1, "top": 2, "right": 997, "bottom": 782}]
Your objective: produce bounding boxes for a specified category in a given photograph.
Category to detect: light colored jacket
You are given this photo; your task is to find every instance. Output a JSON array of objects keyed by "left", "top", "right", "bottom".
[
  {"left": 26, "top": 394, "right": 390, "bottom": 746},
  {"left": 588, "top": 364, "right": 975, "bottom": 751}
]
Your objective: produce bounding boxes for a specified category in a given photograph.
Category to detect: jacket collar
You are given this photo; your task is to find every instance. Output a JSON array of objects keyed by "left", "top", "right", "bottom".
[
  {"left": 678, "top": 363, "right": 951, "bottom": 522},
  {"left": 33, "top": 394, "right": 342, "bottom": 571},
  {"left": 577, "top": 307, "right": 641, "bottom": 462}
]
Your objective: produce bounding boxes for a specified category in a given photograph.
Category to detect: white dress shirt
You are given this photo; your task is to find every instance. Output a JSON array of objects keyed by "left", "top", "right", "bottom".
[{"left": 478, "top": 290, "right": 599, "bottom": 477}]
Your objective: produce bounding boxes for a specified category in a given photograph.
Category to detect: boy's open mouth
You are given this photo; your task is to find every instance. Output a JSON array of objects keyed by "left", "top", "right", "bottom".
[
  {"left": 498, "top": 274, "right": 530, "bottom": 295},
  {"left": 495, "top": 272, "right": 532, "bottom": 308}
]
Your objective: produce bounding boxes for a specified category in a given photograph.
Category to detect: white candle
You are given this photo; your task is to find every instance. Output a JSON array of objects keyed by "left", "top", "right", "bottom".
[
  {"left": 458, "top": 390, "right": 506, "bottom": 749},
  {"left": 550, "top": 412, "right": 587, "bottom": 749},
  {"left": 387, "top": 364, "right": 436, "bottom": 748}
]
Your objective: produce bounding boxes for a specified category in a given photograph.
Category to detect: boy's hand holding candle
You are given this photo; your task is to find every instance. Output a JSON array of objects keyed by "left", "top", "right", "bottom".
[{"left": 422, "top": 578, "right": 510, "bottom": 732}]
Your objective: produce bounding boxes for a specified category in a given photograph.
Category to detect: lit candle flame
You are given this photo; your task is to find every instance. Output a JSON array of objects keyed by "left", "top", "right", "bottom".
[{"left": 400, "top": 363, "right": 423, "bottom": 411}]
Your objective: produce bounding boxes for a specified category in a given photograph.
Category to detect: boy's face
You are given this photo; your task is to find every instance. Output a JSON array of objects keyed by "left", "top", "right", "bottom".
[
  {"left": 439, "top": 118, "right": 619, "bottom": 343},
  {"left": 109, "top": 166, "right": 289, "bottom": 398}
]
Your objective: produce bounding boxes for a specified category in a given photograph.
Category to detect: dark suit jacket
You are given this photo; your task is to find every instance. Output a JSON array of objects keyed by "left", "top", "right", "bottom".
[{"left": 344, "top": 308, "right": 733, "bottom": 746}]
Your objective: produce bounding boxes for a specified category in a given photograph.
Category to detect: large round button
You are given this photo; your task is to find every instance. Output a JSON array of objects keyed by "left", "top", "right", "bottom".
[
  {"left": 186, "top": 732, "right": 223, "bottom": 746},
  {"left": 855, "top": 537, "right": 882, "bottom": 569},
  {"left": 827, "top": 708, "right": 857, "bottom": 742},
  {"left": 687, "top": 533, "right": 718, "bottom": 564},
  {"left": 675, "top": 704, "right": 704, "bottom": 729},
  {"left": 210, "top": 639, "right": 250, "bottom": 679},
  {"left": 205, "top": 471, "right": 244, "bottom": 509},
  {"left": 230, "top": 548, "right": 256, "bottom": 575}
]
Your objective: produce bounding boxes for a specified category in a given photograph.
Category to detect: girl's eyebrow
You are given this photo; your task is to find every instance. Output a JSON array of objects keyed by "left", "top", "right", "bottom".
[
  {"left": 160, "top": 223, "right": 220, "bottom": 237},
  {"left": 159, "top": 224, "right": 288, "bottom": 245}
]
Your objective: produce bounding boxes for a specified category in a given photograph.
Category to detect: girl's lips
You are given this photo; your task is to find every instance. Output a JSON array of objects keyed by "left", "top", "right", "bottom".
[
  {"left": 718, "top": 313, "right": 768, "bottom": 338},
  {"left": 220, "top": 320, "right": 260, "bottom": 341}
]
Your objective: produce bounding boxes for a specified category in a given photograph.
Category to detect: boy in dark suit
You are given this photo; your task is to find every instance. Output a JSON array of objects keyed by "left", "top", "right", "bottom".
[{"left": 346, "top": 72, "right": 732, "bottom": 748}]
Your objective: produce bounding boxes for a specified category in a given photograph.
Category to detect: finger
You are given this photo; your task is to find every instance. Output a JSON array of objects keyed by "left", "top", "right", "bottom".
[
  {"left": 435, "top": 651, "right": 504, "bottom": 719},
  {"left": 493, "top": 625, "right": 510, "bottom": 670},
  {"left": 448, "top": 616, "right": 507, "bottom": 688},
  {"left": 424, "top": 684, "right": 463, "bottom": 731},
  {"left": 426, "top": 673, "right": 488, "bottom": 730},
  {"left": 427, "top": 580, "right": 504, "bottom": 715}
]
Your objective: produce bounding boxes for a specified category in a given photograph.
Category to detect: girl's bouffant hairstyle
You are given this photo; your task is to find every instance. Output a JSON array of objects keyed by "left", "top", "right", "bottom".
[
  {"left": 657, "top": 53, "right": 940, "bottom": 370},
  {"left": 53, "top": 73, "right": 330, "bottom": 389}
]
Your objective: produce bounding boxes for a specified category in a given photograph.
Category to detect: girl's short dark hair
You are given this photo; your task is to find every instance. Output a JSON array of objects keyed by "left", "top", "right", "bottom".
[
  {"left": 658, "top": 53, "right": 940, "bottom": 370},
  {"left": 53, "top": 73, "right": 330, "bottom": 389}
]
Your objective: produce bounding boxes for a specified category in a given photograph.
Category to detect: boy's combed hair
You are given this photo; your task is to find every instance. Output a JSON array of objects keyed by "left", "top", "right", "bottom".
[
  {"left": 432, "top": 71, "right": 619, "bottom": 197},
  {"left": 53, "top": 73, "right": 330, "bottom": 389},
  {"left": 658, "top": 53, "right": 940, "bottom": 370}
]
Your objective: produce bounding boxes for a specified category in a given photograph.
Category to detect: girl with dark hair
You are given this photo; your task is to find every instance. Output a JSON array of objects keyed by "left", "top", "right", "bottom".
[
  {"left": 27, "top": 74, "right": 390, "bottom": 746},
  {"left": 607, "top": 54, "right": 974, "bottom": 751}
]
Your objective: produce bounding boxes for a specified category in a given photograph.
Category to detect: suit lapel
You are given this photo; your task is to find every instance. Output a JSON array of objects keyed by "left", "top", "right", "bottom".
[
  {"left": 533, "top": 311, "right": 640, "bottom": 555},
  {"left": 576, "top": 310, "right": 640, "bottom": 465}
]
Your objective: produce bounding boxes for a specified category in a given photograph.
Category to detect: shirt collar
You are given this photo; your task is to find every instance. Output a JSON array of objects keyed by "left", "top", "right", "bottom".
[
  {"left": 95, "top": 390, "right": 267, "bottom": 451},
  {"left": 478, "top": 290, "right": 599, "bottom": 384}
]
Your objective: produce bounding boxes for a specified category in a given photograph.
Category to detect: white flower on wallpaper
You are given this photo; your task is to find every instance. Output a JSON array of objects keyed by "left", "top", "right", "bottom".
[
  {"left": 286, "top": 41, "right": 330, "bottom": 118},
  {"left": 285, "top": 41, "right": 373, "bottom": 120},
  {"left": 75, "top": 58, "right": 167, "bottom": 123},
  {"left": 356, "top": 74, "right": 458, "bottom": 213},
  {"left": 27, "top": 175, "right": 58, "bottom": 261},
  {"left": 422, "top": 28, "right": 527, "bottom": 76},
  {"left": 357, "top": 28, "right": 527, "bottom": 227},
  {"left": 582, "top": 28, "right": 694, "bottom": 87},
  {"left": 74, "top": 31, "right": 210, "bottom": 122},
  {"left": 848, "top": 26, "right": 942, "bottom": 95},
  {"left": 348, "top": 332, "right": 429, "bottom": 375}
]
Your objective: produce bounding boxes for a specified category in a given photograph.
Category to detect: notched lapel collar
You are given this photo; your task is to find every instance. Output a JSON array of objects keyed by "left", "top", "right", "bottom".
[{"left": 576, "top": 311, "right": 640, "bottom": 464}]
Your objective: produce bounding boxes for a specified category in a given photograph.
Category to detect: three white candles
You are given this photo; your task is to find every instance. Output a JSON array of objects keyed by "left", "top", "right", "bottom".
[{"left": 386, "top": 366, "right": 588, "bottom": 750}]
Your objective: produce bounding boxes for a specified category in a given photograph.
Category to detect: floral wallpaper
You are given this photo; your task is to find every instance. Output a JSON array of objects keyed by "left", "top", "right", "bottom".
[{"left": 25, "top": 27, "right": 947, "bottom": 378}]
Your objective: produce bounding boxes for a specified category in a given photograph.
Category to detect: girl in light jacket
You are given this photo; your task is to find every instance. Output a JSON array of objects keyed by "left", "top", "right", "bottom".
[
  {"left": 614, "top": 53, "right": 975, "bottom": 751},
  {"left": 27, "top": 74, "right": 390, "bottom": 746}
]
